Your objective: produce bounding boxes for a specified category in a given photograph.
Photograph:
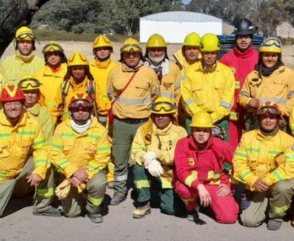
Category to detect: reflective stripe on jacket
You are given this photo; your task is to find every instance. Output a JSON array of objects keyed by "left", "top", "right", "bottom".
[
  {"left": 131, "top": 122, "right": 187, "bottom": 188},
  {"left": 0, "top": 110, "right": 49, "bottom": 183},
  {"left": 233, "top": 129, "right": 294, "bottom": 190},
  {"left": 181, "top": 61, "right": 235, "bottom": 123},
  {"left": 49, "top": 118, "right": 111, "bottom": 179},
  {"left": 174, "top": 135, "right": 234, "bottom": 190},
  {"left": 238, "top": 66, "right": 294, "bottom": 116},
  {"left": 107, "top": 64, "right": 159, "bottom": 119}
]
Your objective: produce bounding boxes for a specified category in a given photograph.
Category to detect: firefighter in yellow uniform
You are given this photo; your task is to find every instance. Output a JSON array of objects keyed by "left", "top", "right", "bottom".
[
  {"left": 144, "top": 34, "right": 182, "bottom": 108},
  {"left": 49, "top": 93, "right": 111, "bottom": 223},
  {"left": 173, "top": 32, "right": 202, "bottom": 75},
  {"left": 173, "top": 32, "right": 202, "bottom": 127},
  {"left": 18, "top": 75, "right": 54, "bottom": 141},
  {"left": 90, "top": 35, "right": 118, "bottom": 126},
  {"left": 0, "top": 27, "right": 44, "bottom": 84},
  {"left": 89, "top": 36, "right": 117, "bottom": 188},
  {"left": 34, "top": 41, "right": 68, "bottom": 117},
  {"left": 107, "top": 38, "right": 159, "bottom": 205},
  {"left": 233, "top": 102, "right": 294, "bottom": 230},
  {"left": 53, "top": 52, "right": 105, "bottom": 123},
  {"left": 131, "top": 97, "right": 187, "bottom": 218},
  {"left": 0, "top": 85, "right": 59, "bottom": 217},
  {"left": 238, "top": 37, "right": 294, "bottom": 132},
  {"left": 181, "top": 33, "right": 235, "bottom": 139}
]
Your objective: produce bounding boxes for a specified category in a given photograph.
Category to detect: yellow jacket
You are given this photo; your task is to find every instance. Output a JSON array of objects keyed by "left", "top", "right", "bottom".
[
  {"left": 34, "top": 63, "right": 68, "bottom": 113},
  {"left": 53, "top": 76, "right": 105, "bottom": 122},
  {"left": 90, "top": 58, "right": 118, "bottom": 121},
  {"left": 0, "top": 110, "right": 49, "bottom": 183},
  {"left": 0, "top": 51, "right": 44, "bottom": 84},
  {"left": 181, "top": 61, "right": 235, "bottom": 123},
  {"left": 131, "top": 121, "right": 187, "bottom": 188},
  {"left": 107, "top": 64, "right": 159, "bottom": 119},
  {"left": 233, "top": 129, "right": 294, "bottom": 191},
  {"left": 160, "top": 61, "right": 182, "bottom": 107},
  {"left": 49, "top": 118, "right": 111, "bottom": 179},
  {"left": 238, "top": 66, "right": 294, "bottom": 116},
  {"left": 28, "top": 103, "right": 54, "bottom": 142}
]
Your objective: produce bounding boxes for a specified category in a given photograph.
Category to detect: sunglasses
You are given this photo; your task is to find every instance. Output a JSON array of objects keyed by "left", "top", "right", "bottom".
[{"left": 69, "top": 99, "right": 92, "bottom": 111}]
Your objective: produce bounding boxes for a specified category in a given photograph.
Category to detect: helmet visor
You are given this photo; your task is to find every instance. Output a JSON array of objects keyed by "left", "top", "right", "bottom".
[
  {"left": 152, "top": 101, "right": 175, "bottom": 112},
  {"left": 18, "top": 78, "right": 41, "bottom": 89},
  {"left": 69, "top": 99, "right": 92, "bottom": 111}
]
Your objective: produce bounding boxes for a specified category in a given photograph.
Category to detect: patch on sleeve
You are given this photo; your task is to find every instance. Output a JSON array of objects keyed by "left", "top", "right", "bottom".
[{"left": 188, "top": 157, "right": 195, "bottom": 166}]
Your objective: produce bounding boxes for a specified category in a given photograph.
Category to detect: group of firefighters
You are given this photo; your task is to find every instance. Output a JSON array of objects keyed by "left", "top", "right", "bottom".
[{"left": 0, "top": 18, "right": 294, "bottom": 230}]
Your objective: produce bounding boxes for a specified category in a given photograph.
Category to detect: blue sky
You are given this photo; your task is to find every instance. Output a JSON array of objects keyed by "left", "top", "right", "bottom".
[{"left": 182, "top": 0, "right": 192, "bottom": 4}]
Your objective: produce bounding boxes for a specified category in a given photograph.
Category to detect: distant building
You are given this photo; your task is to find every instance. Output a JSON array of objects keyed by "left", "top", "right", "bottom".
[{"left": 140, "top": 11, "right": 223, "bottom": 43}]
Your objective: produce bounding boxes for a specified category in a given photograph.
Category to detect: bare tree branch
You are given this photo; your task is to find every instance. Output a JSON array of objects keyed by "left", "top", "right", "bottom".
[{"left": 0, "top": 0, "right": 50, "bottom": 58}]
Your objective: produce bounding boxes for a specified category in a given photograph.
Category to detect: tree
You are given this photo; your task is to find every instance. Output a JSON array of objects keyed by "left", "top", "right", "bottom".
[{"left": 0, "top": 0, "right": 50, "bottom": 58}]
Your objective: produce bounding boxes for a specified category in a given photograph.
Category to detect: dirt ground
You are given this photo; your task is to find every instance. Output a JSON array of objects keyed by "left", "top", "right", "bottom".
[{"left": 1, "top": 41, "right": 294, "bottom": 69}]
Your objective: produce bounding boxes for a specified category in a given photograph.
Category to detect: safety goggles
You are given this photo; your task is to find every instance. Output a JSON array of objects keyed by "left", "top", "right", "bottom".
[
  {"left": 18, "top": 78, "right": 41, "bottom": 89},
  {"left": 260, "top": 38, "right": 281, "bottom": 49},
  {"left": 151, "top": 101, "right": 175, "bottom": 112},
  {"left": 69, "top": 99, "right": 92, "bottom": 111},
  {"left": 42, "top": 43, "right": 64, "bottom": 54},
  {"left": 16, "top": 33, "right": 36, "bottom": 40},
  {"left": 257, "top": 106, "right": 279, "bottom": 116}
]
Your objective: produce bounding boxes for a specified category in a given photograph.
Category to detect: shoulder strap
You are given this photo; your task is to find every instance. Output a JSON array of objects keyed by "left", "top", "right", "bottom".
[
  {"left": 112, "top": 71, "right": 137, "bottom": 105},
  {"left": 60, "top": 80, "right": 70, "bottom": 108},
  {"left": 87, "top": 78, "right": 96, "bottom": 99}
]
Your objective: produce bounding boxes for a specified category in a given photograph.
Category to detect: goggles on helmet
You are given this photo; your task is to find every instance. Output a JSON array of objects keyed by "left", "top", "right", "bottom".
[
  {"left": 42, "top": 43, "right": 64, "bottom": 54},
  {"left": 151, "top": 101, "right": 175, "bottom": 112},
  {"left": 18, "top": 78, "right": 41, "bottom": 89},
  {"left": 257, "top": 106, "right": 279, "bottom": 116},
  {"left": 261, "top": 38, "right": 281, "bottom": 48},
  {"left": 16, "top": 33, "right": 36, "bottom": 40},
  {"left": 69, "top": 99, "right": 92, "bottom": 111}
]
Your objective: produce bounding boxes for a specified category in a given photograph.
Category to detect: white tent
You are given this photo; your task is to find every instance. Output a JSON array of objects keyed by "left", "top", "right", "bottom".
[{"left": 140, "top": 11, "right": 223, "bottom": 43}]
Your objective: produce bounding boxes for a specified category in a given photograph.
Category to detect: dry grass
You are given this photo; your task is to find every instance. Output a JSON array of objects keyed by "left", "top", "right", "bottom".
[{"left": 1, "top": 41, "right": 294, "bottom": 69}]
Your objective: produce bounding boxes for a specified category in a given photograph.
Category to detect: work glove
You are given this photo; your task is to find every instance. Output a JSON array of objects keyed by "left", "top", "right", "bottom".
[
  {"left": 147, "top": 159, "right": 163, "bottom": 177},
  {"left": 55, "top": 179, "right": 71, "bottom": 200},
  {"left": 212, "top": 125, "right": 226, "bottom": 140},
  {"left": 142, "top": 151, "right": 157, "bottom": 167}
]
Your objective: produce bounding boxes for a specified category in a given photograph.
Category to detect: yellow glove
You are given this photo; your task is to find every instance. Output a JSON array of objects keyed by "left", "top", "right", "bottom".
[{"left": 55, "top": 179, "right": 70, "bottom": 200}]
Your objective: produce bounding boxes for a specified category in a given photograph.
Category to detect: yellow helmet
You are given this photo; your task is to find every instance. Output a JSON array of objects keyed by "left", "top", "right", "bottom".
[
  {"left": 15, "top": 26, "right": 35, "bottom": 40},
  {"left": 67, "top": 52, "right": 89, "bottom": 67},
  {"left": 18, "top": 75, "right": 42, "bottom": 91},
  {"left": 189, "top": 111, "right": 215, "bottom": 128},
  {"left": 42, "top": 41, "right": 64, "bottom": 54},
  {"left": 146, "top": 34, "right": 167, "bottom": 48},
  {"left": 120, "top": 38, "right": 142, "bottom": 53},
  {"left": 151, "top": 97, "right": 176, "bottom": 115},
  {"left": 200, "top": 33, "right": 220, "bottom": 52},
  {"left": 183, "top": 32, "right": 201, "bottom": 47},
  {"left": 93, "top": 35, "right": 113, "bottom": 52},
  {"left": 259, "top": 37, "right": 282, "bottom": 53}
]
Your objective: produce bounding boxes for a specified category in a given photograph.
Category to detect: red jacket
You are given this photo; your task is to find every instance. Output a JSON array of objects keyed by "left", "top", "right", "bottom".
[
  {"left": 220, "top": 46, "right": 259, "bottom": 115},
  {"left": 174, "top": 136, "right": 234, "bottom": 190}
]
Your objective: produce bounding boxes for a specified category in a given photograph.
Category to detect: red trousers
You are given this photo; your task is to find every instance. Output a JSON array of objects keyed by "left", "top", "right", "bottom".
[
  {"left": 229, "top": 117, "right": 244, "bottom": 149},
  {"left": 175, "top": 182, "right": 239, "bottom": 224}
]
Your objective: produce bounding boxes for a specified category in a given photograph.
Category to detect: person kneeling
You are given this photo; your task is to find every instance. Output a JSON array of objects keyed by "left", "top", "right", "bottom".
[
  {"left": 233, "top": 102, "right": 294, "bottom": 230},
  {"left": 49, "top": 93, "right": 111, "bottom": 223},
  {"left": 174, "top": 111, "right": 239, "bottom": 224},
  {"left": 131, "top": 97, "right": 187, "bottom": 218}
]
